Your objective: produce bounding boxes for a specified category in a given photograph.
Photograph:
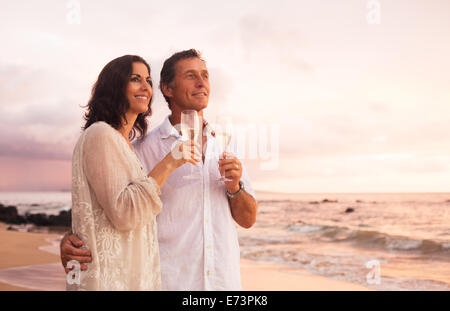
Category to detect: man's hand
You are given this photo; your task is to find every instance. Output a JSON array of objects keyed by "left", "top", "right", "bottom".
[
  {"left": 60, "top": 232, "right": 92, "bottom": 274},
  {"left": 218, "top": 152, "right": 243, "bottom": 194},
  {"left": 218, "top": 152, "right": 257, "bottom": 228}
]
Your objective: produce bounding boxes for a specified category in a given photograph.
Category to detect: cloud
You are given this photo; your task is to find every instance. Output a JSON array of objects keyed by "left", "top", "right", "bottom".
[
  {"left": 239, "top": 15, "right": 314, "bottom": 74},
  {"left": 0, "top": 131, "right": 74, "bottom": 160},
  {"left": 0, "top": 62, "right": 86, "bottom": 160},
  {"left": 0, "top": 114, "right": 79, "bottom": 161},
  {"left": 1, "top": 0, "right": 450, "bottom": 192}
]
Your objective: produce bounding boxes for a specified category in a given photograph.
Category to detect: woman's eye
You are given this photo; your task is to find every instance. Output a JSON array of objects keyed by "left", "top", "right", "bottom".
[
  {"left": 131, "top": 77, "right": 139, "bottom": 82},
  {"left": 147, "top": 80, "right": 152, "bottom": 86}
]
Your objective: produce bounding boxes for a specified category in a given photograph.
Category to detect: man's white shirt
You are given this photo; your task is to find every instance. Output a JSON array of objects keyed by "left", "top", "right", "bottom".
[{"left": 133, "top": 116, "right": 256, "bottom": 290}]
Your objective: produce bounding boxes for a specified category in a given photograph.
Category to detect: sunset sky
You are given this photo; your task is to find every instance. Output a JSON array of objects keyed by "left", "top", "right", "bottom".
[{"left": 0, "top": 0, "right": 449, "bottom": 193}]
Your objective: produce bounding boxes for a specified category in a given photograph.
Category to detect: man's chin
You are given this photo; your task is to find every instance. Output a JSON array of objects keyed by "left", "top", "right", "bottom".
[
  {"left": 173, "top": 100, "right": 209, "bottom": 112},
  {"left": 192, "top": 101, "right": 209, "bottom": 111}
]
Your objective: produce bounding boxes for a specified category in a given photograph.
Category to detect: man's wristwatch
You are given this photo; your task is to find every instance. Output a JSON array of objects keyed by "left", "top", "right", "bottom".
[{"left": 226, "top": 180, "right": 244, "bottom": 198}]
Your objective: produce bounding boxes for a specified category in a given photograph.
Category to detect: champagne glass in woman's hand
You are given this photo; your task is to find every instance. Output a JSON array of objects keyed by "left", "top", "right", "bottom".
[{"left": 180, "top": 110, "right": 201, "bottom": 179}]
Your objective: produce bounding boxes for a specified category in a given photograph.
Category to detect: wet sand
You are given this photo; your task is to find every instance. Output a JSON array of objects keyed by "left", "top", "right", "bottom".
[
  {"left": 241, "top": 259, "right": 371, "bottom": 290},
  {"left": 0, "top": 222, "right": 65, "bottom": 290}
]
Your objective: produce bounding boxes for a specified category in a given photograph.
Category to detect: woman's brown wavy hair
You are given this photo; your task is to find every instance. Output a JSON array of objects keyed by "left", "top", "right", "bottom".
[{"left": 83, "top": 55, "right": 153, "bottom": 141}]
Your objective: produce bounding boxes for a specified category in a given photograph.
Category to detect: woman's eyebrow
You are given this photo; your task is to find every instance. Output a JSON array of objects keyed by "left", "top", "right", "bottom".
[{"left": 131, "top": 73, "right": 151, "bottom": 79}]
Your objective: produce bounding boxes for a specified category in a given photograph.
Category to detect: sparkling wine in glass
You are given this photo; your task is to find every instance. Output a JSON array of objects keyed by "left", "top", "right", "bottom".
[
  {"left": 215, "top": 115, "right": 233, "bottom": 182},
  {"left": 180, "top": 110, "right": 200, "bottom": 179},
  {"left": 215, "top": 132, "right": 231, "bottom": 155}
]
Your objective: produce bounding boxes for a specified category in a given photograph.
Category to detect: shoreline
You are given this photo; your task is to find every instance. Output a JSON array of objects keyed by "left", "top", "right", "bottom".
[
  {"left": 0, "top": 222, "right": 371, "bottom": 291},
  {"left": 0, "top": 222, "right": 65, "bottom": 291}
]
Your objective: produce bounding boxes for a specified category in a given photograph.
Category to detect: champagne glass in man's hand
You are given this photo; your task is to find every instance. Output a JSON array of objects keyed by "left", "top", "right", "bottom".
[{"left": 215, "top": 115, "right": 233, "bottom": 182}]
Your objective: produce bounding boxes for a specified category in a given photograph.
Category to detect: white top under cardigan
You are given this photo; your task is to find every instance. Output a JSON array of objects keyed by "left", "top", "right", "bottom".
[{"left": 69, "top": 121, "right": 163, "bottom": 291}]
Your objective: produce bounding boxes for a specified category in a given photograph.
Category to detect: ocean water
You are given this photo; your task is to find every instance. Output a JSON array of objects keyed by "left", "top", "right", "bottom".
[
  {"left": 237, "top": 192, "right": 450, "bottom": 291},
  {"left": 1, "top": 191, "right": 449, "bottom": 290},
  {"left": 0, "top": 191, "right": 71, "bottom": 216}
]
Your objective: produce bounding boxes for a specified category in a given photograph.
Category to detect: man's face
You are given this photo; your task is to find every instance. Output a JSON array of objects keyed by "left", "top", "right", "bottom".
[{"left": 166, "top": 57, "right": 210, "bottom": 112}]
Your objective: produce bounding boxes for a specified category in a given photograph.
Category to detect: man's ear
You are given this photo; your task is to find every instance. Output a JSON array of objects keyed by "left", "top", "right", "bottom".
[{"left": 161, "top": 83, "right": 173, "bottom": 99}]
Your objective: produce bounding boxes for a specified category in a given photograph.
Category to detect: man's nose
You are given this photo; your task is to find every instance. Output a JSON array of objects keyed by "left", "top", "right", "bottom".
[{"left": 196, "top": 76, "right": 207, "bottom": 88}]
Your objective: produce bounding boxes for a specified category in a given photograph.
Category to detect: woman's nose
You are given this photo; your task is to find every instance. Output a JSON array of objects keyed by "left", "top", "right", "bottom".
[{"left": 142, "top": 80, "right": 151, "bottom": 90}]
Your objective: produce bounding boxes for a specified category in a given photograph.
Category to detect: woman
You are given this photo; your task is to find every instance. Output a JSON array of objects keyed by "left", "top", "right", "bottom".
[{"left": 68, "top": 55, "right": 199, "bottom": 290}]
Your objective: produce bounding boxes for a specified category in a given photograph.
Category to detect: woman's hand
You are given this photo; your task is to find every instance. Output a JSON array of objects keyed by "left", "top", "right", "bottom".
[
  {"left": 148, "top": 139, "right": 201, "bottom": 187},
  {"left": 167, "top": 139, "right": 202, "bottom": 170}
]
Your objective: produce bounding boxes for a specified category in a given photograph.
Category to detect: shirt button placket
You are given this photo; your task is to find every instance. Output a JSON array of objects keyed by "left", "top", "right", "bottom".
[{"left": 203, "top": 147, "right": 214, "bottom": 288}]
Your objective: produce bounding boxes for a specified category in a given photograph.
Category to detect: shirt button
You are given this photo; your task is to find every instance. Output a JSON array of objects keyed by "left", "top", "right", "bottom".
[
  {"left": 207, "top": 245, "right": 211, "bottom": 249},
  {"left": 205, "top": 219, "right": 209, "bottom": 224},
  {"left": 207, "top": 271, "right": 210, "bottom": 276}
]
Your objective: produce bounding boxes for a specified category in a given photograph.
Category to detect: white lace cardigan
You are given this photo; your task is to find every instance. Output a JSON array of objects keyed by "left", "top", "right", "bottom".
[{"left": 68, "top": 121, "right": 163, "bottom": 291}]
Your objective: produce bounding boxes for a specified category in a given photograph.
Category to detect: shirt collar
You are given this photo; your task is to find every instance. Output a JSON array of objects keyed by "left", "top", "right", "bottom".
[{"left": 159, "top": 116, "right": 181, "bottom": 139}]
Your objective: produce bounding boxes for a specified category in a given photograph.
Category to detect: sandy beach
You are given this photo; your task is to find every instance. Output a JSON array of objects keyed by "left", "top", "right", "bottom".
[
  {"left": 0, "top": 222, "right": 370, "bottom": 291},
  {"left": 240, "top": 259, "right": 371, "bottom": 291}
]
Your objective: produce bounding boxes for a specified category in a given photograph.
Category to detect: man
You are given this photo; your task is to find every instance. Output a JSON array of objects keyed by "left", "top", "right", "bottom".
[{"left": 60, "top": 49, "right": 258, "bottom": 290}]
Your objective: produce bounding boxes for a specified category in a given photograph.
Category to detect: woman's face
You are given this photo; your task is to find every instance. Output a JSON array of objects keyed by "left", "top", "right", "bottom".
[{"left": 126, "top": 62, "right": 153, "bottom": 115}]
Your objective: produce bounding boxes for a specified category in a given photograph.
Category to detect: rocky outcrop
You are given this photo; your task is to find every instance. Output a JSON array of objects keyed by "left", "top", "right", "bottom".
[{"left": 0, "top": 203, "right": 71, "bottom": 227}]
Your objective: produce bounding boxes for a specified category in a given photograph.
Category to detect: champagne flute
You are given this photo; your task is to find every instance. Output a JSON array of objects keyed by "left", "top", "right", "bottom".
[
  {"left": 180, "top": 110, "right": 200, "bottom": 179},
  {"left": 215, "top": 115, "right": 233, "bottom": 182}
]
